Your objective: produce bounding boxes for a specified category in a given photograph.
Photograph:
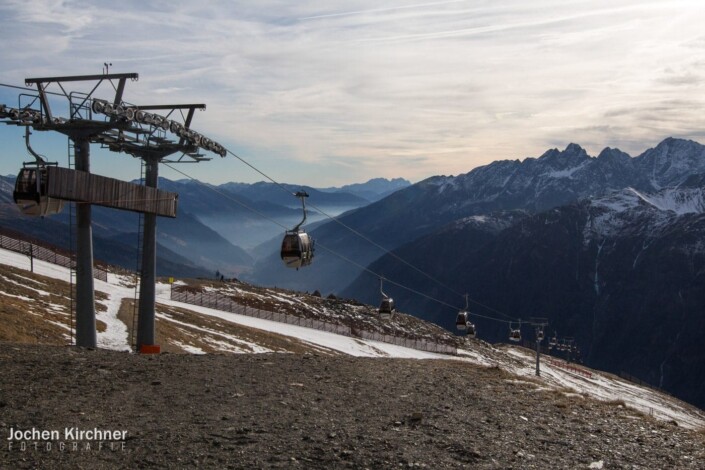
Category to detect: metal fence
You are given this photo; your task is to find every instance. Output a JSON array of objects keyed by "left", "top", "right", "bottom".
[
  {"left": 0, "top": 233, "right": 108, "bottom": 282},
  {"left": 171, "top": 290, "right": 353, "bottom": 337},
  {"left": 171, "top": 289, "right": 457, "bottom": 356},
  {"left": 619, "top": 371, "right": 671, "bottom": 397},
  {"left": 546, "top": 357, "right": 593, "bottom": 378},
  {"left": 358, "top": 330, "right": 457, "bottom": 355}
]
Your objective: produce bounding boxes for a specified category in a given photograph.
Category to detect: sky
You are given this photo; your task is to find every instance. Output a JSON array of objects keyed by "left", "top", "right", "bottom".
[{"left": 0, "top": 0, "right": 704, "bottom": 187}]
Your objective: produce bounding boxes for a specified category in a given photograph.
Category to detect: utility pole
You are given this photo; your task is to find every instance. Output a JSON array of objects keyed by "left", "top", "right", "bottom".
[
  {"left": 531, "top": 318, "right": 548, "bottom": 377},
  {"left": 565, "top": 337, "right": 575, "bottom": 364},
  {"left": 26, "top": 243, "right": 34, "bottom": 273}
]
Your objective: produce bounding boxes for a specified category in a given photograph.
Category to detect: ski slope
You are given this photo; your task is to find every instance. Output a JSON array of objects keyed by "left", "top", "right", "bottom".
[{"left": 1, "top": 246, "right": 704, "bottom": 429}]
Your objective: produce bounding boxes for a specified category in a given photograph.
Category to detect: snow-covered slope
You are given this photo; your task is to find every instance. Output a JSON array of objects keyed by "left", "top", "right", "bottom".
[
  {"left": 1, "top": 246, "right": 704, "bottom": 429},
  {"left": 584, "top": 186, "right": 705, "bottom": 241},
  {"left": 0, "top": 247, "right": 455, "bottom": 359}
]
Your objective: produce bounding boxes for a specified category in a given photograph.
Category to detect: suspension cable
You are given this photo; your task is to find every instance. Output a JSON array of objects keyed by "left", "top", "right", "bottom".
[
  {"left": 0, "top": 84, "right": 522, "bottom": 325},
  {"left": 315, "top": 242, "right": 514, "bottom": 324},
  {"left": 162, "top": 163, "right": 289, "bottom": 231},
  {"left": 164, "top": 149, "right": 521, "bottom": 324},
  {"left": 163, "top": 153, "right": 519, "bottom": 325},
  {"left": 224, "top": 148, "right": 520, "bottom": 323}
]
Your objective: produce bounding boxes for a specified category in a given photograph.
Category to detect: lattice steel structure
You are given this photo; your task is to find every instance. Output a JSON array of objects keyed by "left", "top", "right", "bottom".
[{"left": 0, "top": 72, "right": 225, "bottom": 349}]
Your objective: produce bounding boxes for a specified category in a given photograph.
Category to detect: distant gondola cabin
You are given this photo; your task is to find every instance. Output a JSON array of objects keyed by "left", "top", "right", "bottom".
[
  {"left": 466, "top": 322, "right": 476, "bottom": 338},
  {"left": 509, "top": 329, "right": 521, "bottom": 342},
  {"left": 379, "top": 297, "right": 394, "bottom": 319},
  {"left": 280, "top": 231, "right": 314, "bottom": 269},
  {"left": 456, "top": 311, "right": 468, "bottom": 330}
]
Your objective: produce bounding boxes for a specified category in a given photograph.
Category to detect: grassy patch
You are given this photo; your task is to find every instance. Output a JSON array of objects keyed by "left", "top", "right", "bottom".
[{"left": 0, "top": 263, "right": 114, "bottom": 345}]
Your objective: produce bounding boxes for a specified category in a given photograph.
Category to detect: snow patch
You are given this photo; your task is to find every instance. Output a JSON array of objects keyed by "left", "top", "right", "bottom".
[
  {"left": 544, "top": 160, "right": 589, "bottom": 179},
  {"left": 172, "top": 341, "right": 206, "bottom": 354}
]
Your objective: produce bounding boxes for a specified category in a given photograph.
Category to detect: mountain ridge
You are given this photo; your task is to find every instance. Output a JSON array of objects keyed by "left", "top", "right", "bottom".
[
  {"left": 341, "top": 182, "right": 705, "bottom": 409},
  {"left": 246, "top": 137, "right": 705, "bottom": 293}
]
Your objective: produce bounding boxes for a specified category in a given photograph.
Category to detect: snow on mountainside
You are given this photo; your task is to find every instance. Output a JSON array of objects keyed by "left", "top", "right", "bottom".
[
  {"left": 418, "top": 138, "right": 705, "bottom": 215},
  {"left": 584, "top": 186, "right": 705, "bottom": 241},
  {"left": 247, "top": 138, "right": 705, "bottom": 295},
  {"left": 342, "top": 178, "right": 705, "bottom": 411},
  {"left": 2, "top": 246, "right": 704, "bottom": 429},
  {"left": 318, "top": 177, "right": 412, "bottom": 202},
  {"left": 636, "top": 137, "right": 705, "bottom": 189},
  {"left": 449, "top": 211, "right": 529, "bottom": 234},
  {"left": 641, "top": 187, "right": 705, "bottom": 214}
]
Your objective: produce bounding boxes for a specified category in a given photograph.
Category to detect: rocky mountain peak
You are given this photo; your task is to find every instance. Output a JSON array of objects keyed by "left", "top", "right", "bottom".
[
  {"left": 596, "top": 147, "right": 631, "bottom": 163},
  {"left": 536, "top": 143, "right": 590, "bottom": 171},
  {"left": 634, "top": 138, "right": 705, "bottom": 189},
  {"left": 565, "top": 142, "right": 588, "bottom": 155}
]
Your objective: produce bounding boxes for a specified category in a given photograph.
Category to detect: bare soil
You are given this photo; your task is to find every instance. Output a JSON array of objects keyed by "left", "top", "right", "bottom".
[{"left": 1, "top": 343, "right": 704, "bottom": 469}]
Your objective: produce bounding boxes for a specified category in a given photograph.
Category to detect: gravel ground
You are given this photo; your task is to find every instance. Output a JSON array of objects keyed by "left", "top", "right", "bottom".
[{"left": 1, "top": 343, "right": 704, "bottom": 469}]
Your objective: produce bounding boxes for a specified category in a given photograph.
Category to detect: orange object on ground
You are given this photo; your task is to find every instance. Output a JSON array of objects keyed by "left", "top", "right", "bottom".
[{"left": 139, "top": 344, "right": 161, "bottom": 354}]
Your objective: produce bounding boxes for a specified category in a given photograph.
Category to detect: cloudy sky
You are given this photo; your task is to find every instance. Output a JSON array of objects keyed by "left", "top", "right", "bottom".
[{"left": 0, "top": 0, "right": 704, "bottom": 186}]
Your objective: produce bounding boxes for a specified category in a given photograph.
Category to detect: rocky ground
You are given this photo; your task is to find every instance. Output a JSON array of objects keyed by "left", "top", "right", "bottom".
[{"left": 1, "top": 343, "right": 704, "bottom": 469}]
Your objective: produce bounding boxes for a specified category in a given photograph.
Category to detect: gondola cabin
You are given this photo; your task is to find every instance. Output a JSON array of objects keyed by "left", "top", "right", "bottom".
[
  {"left": 280, "top": 230, "right": 314, "bottom": 269},
  {"left": 13, "top": 167, "right": 64, "bottom": 217},
  {"left": 509, "top": 329, "right": 521, "bottom": 342},
  {"left": 456, "top": 311, "right": 468, "bottom": 331},
  {"left": 379, "top": 297, "right": 394, "bottom": 319},
  {"left": 466, "top": 322, "right": 476, "bottom": 338},
  {"left": 537, "top": 330, "right": 545, "bottom": 342}
]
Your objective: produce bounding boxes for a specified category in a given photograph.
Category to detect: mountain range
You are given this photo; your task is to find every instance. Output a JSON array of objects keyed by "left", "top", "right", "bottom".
[
  {"left": 0, "top": 175, "right": 410, "bottom": 277},
  {"left": 236, "top": 137, "right": 705, "bottom": 409},
  {"left": 328, "top": 139, "right": 705, "bottom": 409},
  {"left": 246, "top": 138, "right": 705, "bottom": 293},
  {"left": 3, "top": 137, "right": 705, "bottom": 409}
]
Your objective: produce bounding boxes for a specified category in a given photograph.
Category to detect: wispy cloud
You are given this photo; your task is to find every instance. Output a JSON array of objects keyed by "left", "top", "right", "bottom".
[
  {"left": 0, "top": 0, "right": 704, "bottom": 186},
  {"left": 298, "top": 0, "right": 469, "bottom": 21}
]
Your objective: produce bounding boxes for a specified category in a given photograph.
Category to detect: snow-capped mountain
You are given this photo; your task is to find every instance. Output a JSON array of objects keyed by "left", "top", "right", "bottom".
[
  {"left": 635, "top": 137, "right": 705, "bottom": 189},
  {"left": 247, "top": 138, "right": 705, "bottom": 295},
  {"left": 585, "top": 186, "right": 705, "bottom": 240},
  {"left": 343, "top": 183, "right": 705, "bottom": 410},
  {"left": 422, "top": 138, "right": 705, "bottom": 215},
  {"left": 317, "top": 177, "right": 412, "bottom": 202}
]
